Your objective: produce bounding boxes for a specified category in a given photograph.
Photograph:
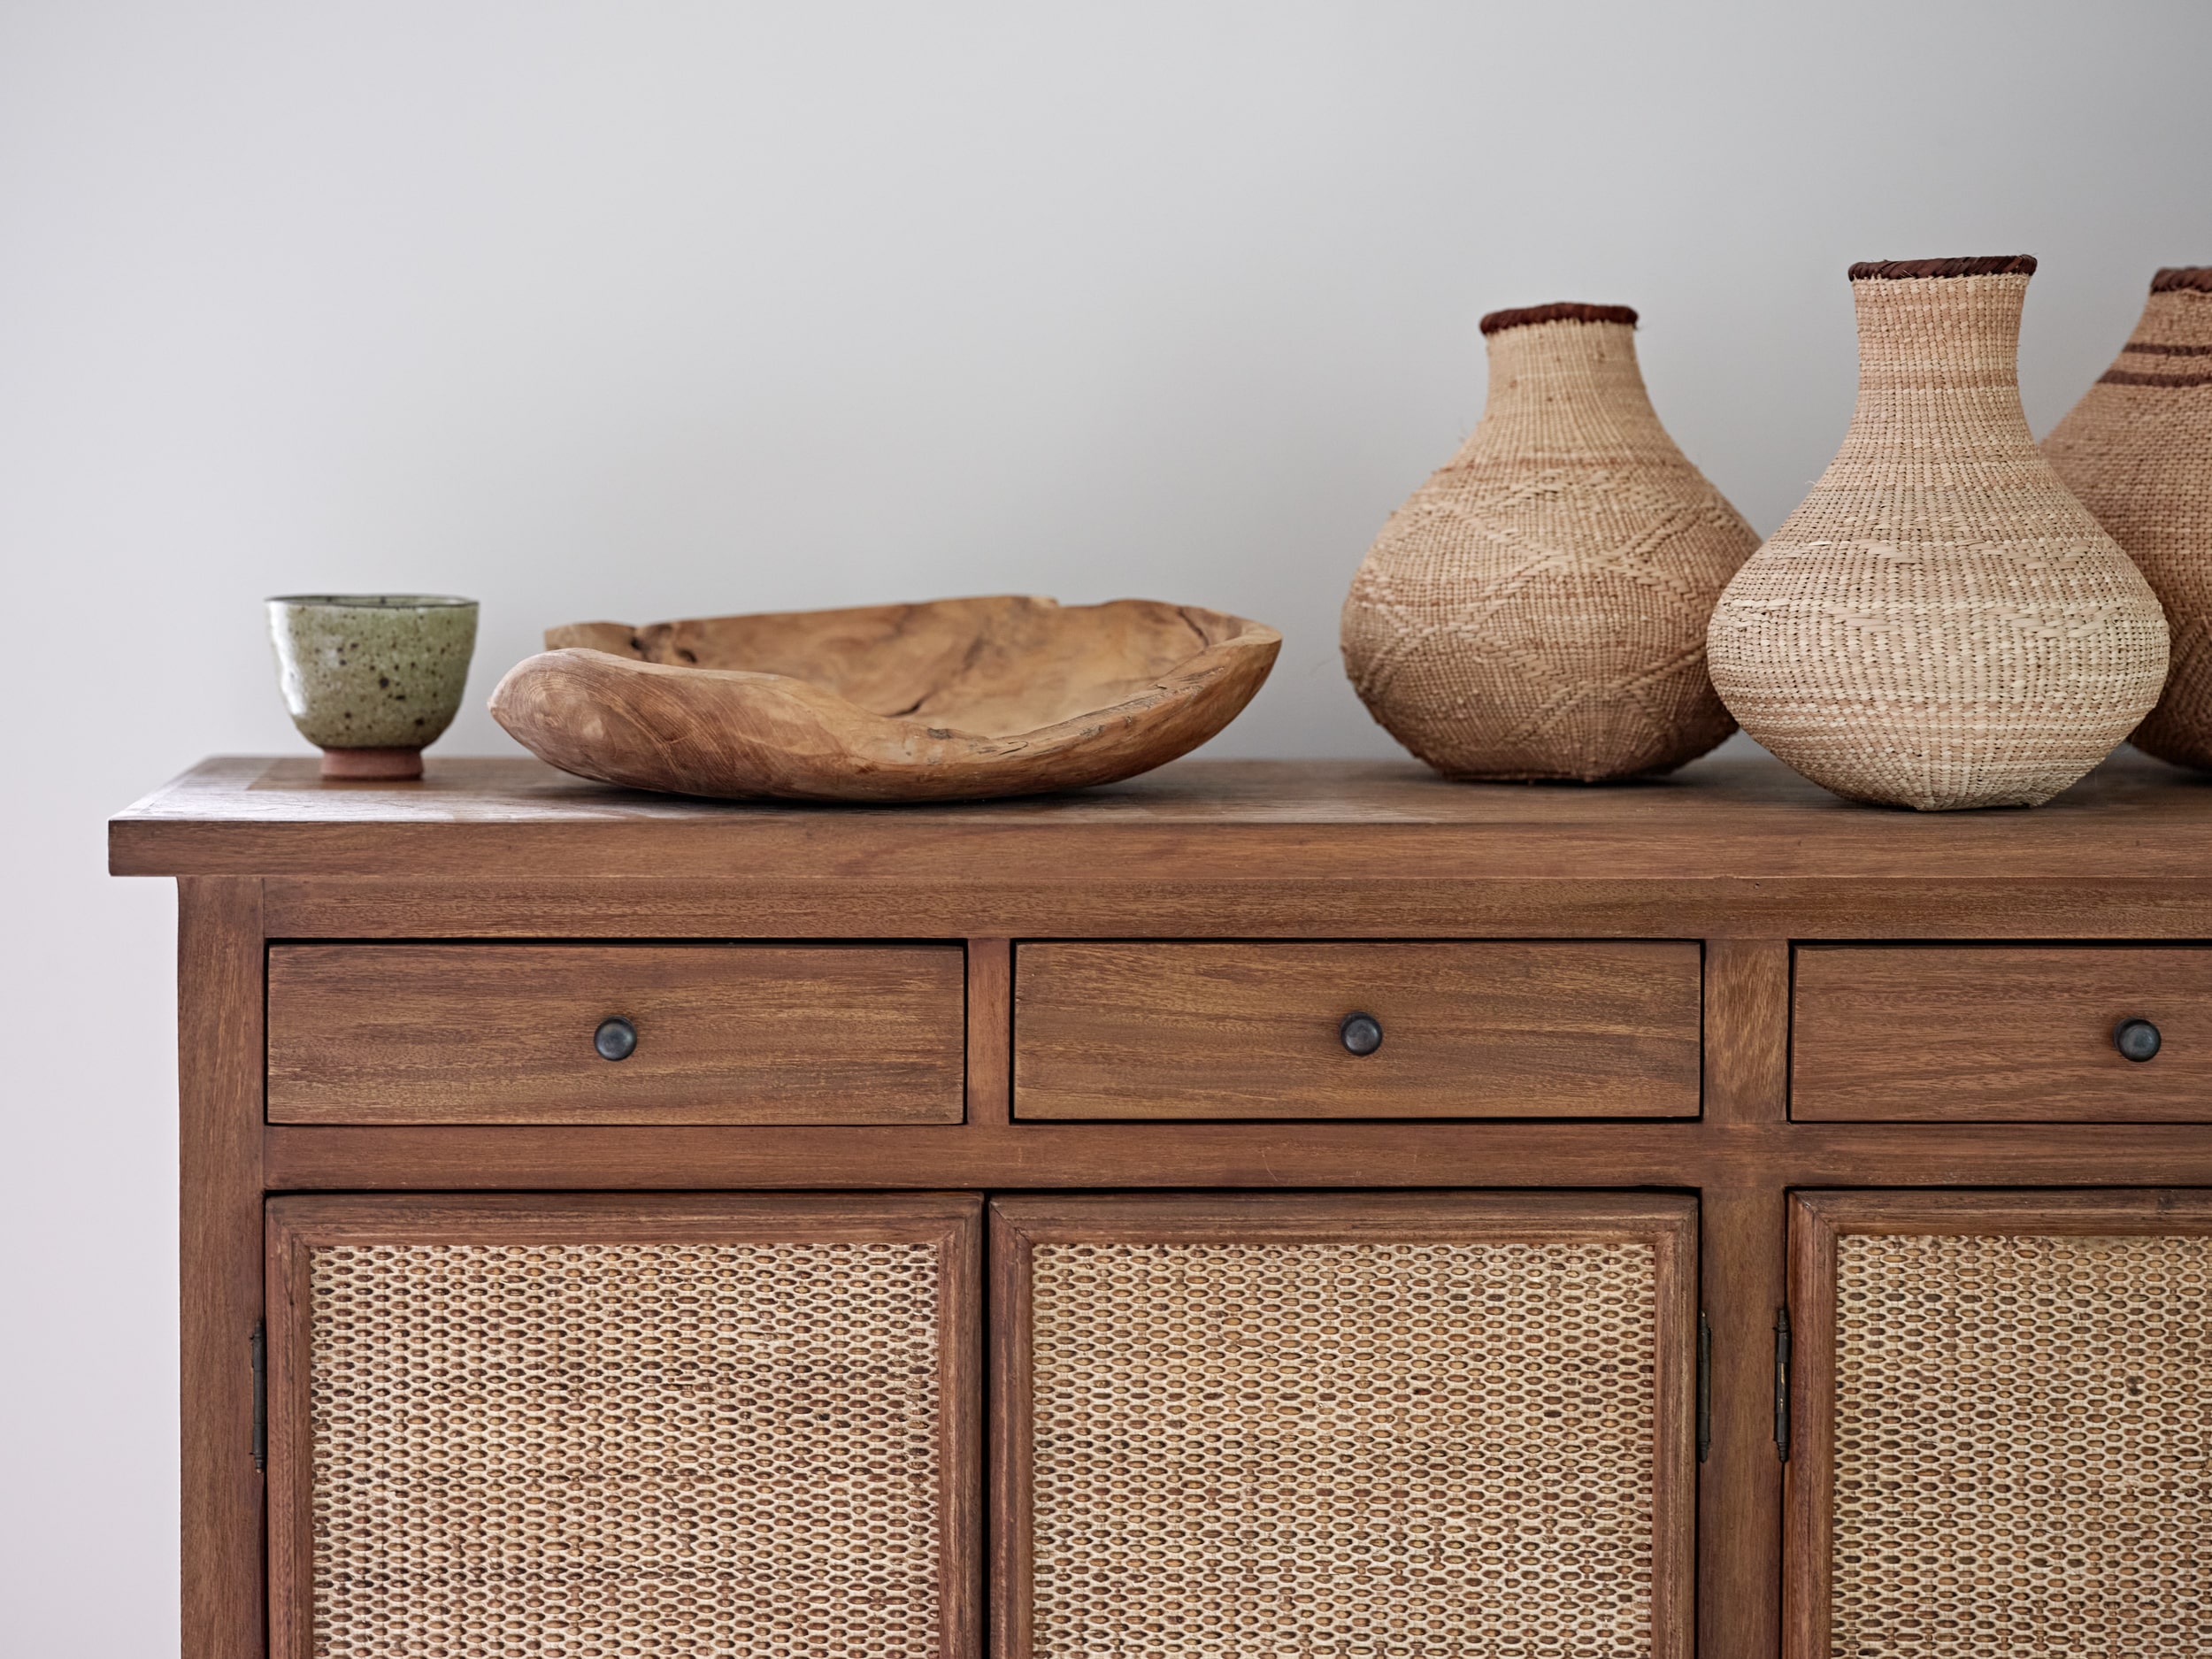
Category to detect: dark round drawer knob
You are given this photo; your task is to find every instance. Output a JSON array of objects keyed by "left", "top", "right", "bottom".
[
  {"left": 2114, "top": 1017, "right": 2162, "bottom": 1063},
  {"left": 594, "top": 1016, "right": 638, "bottom": 1062},
  {"left": 1340, "top": 1011, "right": 1383, "bottom": 1056}
]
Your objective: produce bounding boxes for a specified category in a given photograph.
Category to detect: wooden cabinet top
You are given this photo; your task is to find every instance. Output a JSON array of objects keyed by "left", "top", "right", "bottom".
[{"left": 111, "top": 749, "right": 2212, "bottom": 886}]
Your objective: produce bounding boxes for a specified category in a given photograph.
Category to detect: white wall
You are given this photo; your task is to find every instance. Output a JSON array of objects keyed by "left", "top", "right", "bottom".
[{"left": 4, "top": 1, "right": 2208, "bottom": 1647}]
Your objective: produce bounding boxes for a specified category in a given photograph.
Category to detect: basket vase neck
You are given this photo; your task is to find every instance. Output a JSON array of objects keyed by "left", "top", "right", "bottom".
[
  {"left": 1463, "top": 320, "right": 1685, "bottom": 468},
  {"left": 2101, "top": 277, "right": 2212, "bottom": 383},
  {"left": 2128, "top": 284, "right": 2212, "bottom": 350},
  {"left": 1839, "top": 273, "right": 2035, "bottom": 465}
]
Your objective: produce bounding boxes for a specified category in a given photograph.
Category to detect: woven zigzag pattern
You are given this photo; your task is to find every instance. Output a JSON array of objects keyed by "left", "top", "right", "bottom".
[
  {"left": 2044, "top": 273, "right": 2212, "bottom": 769},
  {"left": 1343, "top": 315, "right": 1757, "bottom": 781}
]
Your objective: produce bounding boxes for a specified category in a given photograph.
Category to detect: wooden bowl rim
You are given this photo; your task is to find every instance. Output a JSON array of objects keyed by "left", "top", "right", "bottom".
[{"left": 531, "top": 594, "right": 1281, "bottom": 741}]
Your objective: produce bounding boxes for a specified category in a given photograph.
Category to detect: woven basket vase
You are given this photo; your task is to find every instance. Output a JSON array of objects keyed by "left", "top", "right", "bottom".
[
  {"left": 2043, "top": 266, "right": 2212, "bottom": 769},
  {"left": 1341, "top": 303, "right": 1759, "bottom": 781},
  {"left": 1708, "top": 257, "right": 2169, "bottom": 810}
]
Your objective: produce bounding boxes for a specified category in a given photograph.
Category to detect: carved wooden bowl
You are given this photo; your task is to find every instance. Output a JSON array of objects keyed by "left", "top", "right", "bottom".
[{"left": 489, "top": 595, "right": 1280, "bottom": 802}]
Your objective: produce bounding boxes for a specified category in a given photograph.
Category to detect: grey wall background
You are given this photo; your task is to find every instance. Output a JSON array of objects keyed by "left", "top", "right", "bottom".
[{"left": 4, "top": 0, "right": 2208, "bottom": 1647}]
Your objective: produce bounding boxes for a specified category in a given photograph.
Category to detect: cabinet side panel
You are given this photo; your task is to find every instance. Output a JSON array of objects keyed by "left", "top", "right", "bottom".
[{"left": 179, "top": 877, "right": 265, "bottom": 1659}]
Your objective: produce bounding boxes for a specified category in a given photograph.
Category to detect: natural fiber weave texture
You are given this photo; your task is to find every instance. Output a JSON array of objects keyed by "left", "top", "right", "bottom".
[
  {"left": 306, "top": 1240, "right": 945, "bottom": 1658},
  {"left": 1028, "top": 1239, "right": 1661, "bottom": 1657},
  {"left": 1343, "top": 310, "right": 1758, "bottom": 780},
  {"left": 1709, "top": 264, "right": 2169, "bottom": 810},
  {"left": 2043, "top": 269, "right": 2212, "bottom": 768},
  {"left": 1830, "top": 1232, "right": 2212, "bottom": 1658}
]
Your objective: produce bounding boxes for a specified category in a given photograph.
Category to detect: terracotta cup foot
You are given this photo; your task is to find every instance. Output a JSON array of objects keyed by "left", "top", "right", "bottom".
[{"left": 319, "top": 746, "right": 425, "bottom": 780}]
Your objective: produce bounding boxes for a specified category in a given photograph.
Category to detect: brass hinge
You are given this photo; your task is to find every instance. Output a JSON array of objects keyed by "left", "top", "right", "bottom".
[
  {"left": 1696, "top": 1310, "right": 1712, "bottom": 1463},
  {"left": 250, "top": 1321, "right": 267, "bottom": 1474},
  {"left": 1773, "top": 1305, "right": 1792, "bottom": 1462}
]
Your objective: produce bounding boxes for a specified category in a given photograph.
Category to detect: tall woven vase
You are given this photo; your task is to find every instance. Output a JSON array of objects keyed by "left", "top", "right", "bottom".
[
  {"left": 1341, "top": 303, "right": 1759, "bottom": 781},
  {"left": 2043, "top": 266, "right": 2212, "bottom": 768},
  {"left": 1708, "top": 257, "right": 2169, "bottom": 810}
]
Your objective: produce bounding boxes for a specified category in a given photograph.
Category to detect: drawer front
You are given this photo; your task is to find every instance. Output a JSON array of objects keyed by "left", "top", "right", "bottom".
[
  {"left": 267, "top": 943, "right": 965, "bottom": 1124},
  {"left": 1794, "top": 945, "right": 2212, "bottom": 1121},
  {"left": 1014, "top": 941, "right": 1702, "bottom": 1118}
]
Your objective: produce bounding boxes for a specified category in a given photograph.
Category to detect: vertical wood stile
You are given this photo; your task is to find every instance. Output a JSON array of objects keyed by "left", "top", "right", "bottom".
[
  {"left": 178, "top": 876, "right": 265, "bottom": 1659},
  {"left": 1701, "top": 938, "right": 1791, "bottom": 1659},
  {"left": 967, "top": 939, "right": 1012, "bottom": 1127}
]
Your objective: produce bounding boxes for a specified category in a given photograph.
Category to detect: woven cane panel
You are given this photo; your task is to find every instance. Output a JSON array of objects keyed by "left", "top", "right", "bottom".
[
  {"left": 1028, "top": 1239, "right": 1661, "bottom": 1658},
  {"left": 1830, "top": 1232, "right": 2212, "bottom": 1659},
  {"left": 306, "top": 1240, "right": 944, "bottom": 1658}
]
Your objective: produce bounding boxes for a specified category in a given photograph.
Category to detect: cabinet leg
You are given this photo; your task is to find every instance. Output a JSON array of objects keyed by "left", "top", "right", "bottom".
[{"left": 180, "top": 878, "right": 265, "bottom": 1659}]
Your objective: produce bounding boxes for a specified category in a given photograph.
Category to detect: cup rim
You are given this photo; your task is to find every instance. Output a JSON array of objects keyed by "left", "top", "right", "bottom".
[{"left": 268, "top": 594, "right": 478, "bottom": 609}]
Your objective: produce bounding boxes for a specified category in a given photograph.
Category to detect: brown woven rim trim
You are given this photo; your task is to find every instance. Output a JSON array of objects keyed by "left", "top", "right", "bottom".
[
  {"left": 2099, "top": 367, "right": 2212, "bottom": 388},
  {"left": 1848, "top": 256, "right": 2037, "bottom": 280},
  {"left": 1479, "top": 302, "right": 1638, "bottom": 334},
  {"left": 2124, "top": 342, "right": 2212, "bottom": 357},
  {"left": 2152, "top": 266, "right": 2212, "bottom": 294}
]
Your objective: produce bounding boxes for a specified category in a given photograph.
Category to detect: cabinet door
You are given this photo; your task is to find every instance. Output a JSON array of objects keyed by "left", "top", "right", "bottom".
[
  {"left": 266, "top": 1194, "right": 980, "bottom": 1659},
  {"left": 992, "top": 1193, "right": 1697, "bottom": 1659},
  {"left": 1787, "top": 1191, "right": 2212, "bottom": 1659}
]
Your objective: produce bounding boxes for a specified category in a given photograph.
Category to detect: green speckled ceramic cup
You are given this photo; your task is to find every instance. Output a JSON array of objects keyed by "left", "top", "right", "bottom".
[{"left": 268, "top": 595, "right": 479, "bottom": 779}]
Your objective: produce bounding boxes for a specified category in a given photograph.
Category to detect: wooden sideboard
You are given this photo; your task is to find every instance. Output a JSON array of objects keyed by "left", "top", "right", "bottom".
[{"left": 113, "top": 750, "right": 2212, "bottom": 1659}]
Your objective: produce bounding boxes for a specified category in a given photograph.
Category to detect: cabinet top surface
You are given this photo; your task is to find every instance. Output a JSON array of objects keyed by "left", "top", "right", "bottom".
[{"left": 107, "top": 749, "right": 2212, "bottom": 884}]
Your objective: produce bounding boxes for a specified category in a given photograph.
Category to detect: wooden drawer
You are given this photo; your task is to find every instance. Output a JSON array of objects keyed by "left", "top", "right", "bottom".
[
  {"left": 267, "top": 943, "right": 965, "bottom": 1125},
  {"left": 1013, "top": 941, "right": 1702, "bottom": 1118},
  {"left": 1793, "top": 945, "right": 2212, "bottom": 1121}
]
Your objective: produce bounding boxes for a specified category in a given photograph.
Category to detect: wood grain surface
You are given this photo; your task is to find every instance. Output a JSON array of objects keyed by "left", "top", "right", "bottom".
[
  {"left": 117, "top": 749, "right": 2212, "bottom": 1659},
  {"left": 111, "top": 749, "right": 2212, "bottom": 886},
  {"left": 178, "top": 878, "right": 266, "bottom": 1659},
  {"left": 491, "top": 596, "right": 1280, "bottom": 802},
  {"left": 1014, "top": 941, "right": 1702, "bottom": 1118},
  {"left": 1696, "top": 940, "right": 1790, "bottom": 1659},
  {"left": 257, "top": 1118, "right": 2212, "bottom": 1193},
  {"left": 267, "top": 943, "right": 965, "bottom": 1124},
  {"left": 1794, "top": 944, "right": 2212, "bottom": 1120}
]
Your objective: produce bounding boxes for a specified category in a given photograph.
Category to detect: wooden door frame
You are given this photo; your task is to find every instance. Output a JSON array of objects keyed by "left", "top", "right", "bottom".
[
  {"left": 1783, "top": 1188, "right": 2212, "bottom": 1659},
  {"left": 989, "top": 1191, "right": 1700, "bottom": 1659},
  {"left": 263, "top": 1192, "right": 984, "bottom": 1659}
]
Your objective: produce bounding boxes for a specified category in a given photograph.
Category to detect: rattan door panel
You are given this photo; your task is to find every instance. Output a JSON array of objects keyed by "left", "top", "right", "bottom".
[
  {"left": 1786, "top": 1190, "right": 2212, "bottom": 1659},
  {"left": 991, "top": 1193, "right": 1698, "bottom": 1659},
  {"left": 266, "top": 1194, "right": 981, "bottom": 1659}
]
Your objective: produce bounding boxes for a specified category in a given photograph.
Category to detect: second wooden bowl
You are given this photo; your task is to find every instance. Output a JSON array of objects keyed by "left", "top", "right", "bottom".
[{"left": 489, "top": 595, "right": 1280, "bottom": 802}]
